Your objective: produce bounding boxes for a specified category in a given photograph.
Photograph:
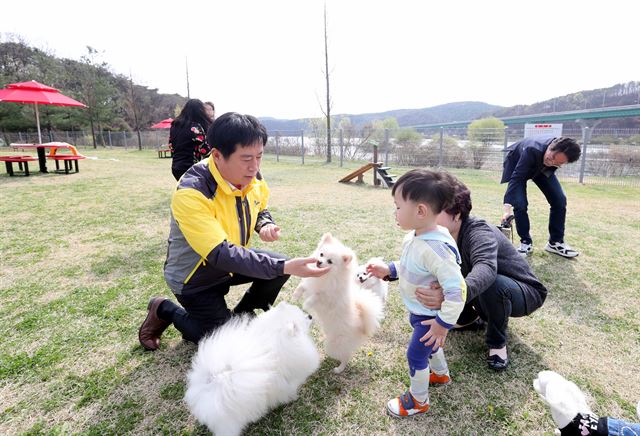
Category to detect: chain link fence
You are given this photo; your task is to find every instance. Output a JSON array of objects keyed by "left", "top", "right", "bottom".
[
  {"left": 2, "top": 127, "right": 639, "bottom": 186},
  {"left": 263, "top": 127, "right": 640, "bottom": 187}
]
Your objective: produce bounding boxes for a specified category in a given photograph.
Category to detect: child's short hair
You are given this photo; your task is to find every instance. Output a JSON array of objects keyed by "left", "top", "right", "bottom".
[
  {"left": 392, "top": 169, "right": 455, "bottom": 214},
  {"left": 206, "top": 112, "right": 268, "bottom": 158}
]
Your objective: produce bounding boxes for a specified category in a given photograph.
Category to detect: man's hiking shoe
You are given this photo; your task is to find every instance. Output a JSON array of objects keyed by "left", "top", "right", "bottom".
[
  {"left": 517, "top": 242, "right": 533, "bottom": 256},
  {"left": 387, "top": 390, "right": 430, "bottom": 417},
  {"left": 545, "top": 241, "right": 579, "bottom": 258},
  {"left": 429, "top": 371, "right": 451, "bottom": 386}
]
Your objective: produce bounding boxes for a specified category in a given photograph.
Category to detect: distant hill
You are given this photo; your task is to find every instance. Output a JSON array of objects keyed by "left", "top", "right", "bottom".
[
  {"left": 492, "top": 81, "right": 640, "bottom": 128},
  {"left": 259, "top": 101, "right": 502, "bottom": 131},
  {"left": 260, "top": 82, "right": 640, "bottom": 131}
]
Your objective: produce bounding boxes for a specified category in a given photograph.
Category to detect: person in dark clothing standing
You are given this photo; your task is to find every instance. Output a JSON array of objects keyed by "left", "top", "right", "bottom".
[
  {"left": 169, "top": 99, "right": 215, "bottom": 181},
  {"left": 415, "top": 174, "right": 548, "bottom": 370},
  {"left": 500, "top": 136, "right": 581, "bottom": 257}
]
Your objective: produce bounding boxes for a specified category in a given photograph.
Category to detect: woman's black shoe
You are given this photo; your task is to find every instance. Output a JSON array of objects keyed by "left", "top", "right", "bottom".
[{"left": 487, "top": 353, "right": 509, "bottom": 371}]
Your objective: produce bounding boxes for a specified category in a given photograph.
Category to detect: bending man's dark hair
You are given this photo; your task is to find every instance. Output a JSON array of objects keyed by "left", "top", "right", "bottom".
[
  {"left": 391, "top": 168, "right": 455, "bottom": 214},
  {"left": 207, "top": 112, "right": 268, "bottom": 158},
  {"left": 550, "top": 137, "right": 581, "bottom": 163},
  {"left": 172, "top": 99, "right": 212, "bottom": 130}
]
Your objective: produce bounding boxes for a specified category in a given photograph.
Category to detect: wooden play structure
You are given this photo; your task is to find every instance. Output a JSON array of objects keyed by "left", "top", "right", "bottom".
[{"left": 338, "top": 143, "right": 396, "bottom": 188}]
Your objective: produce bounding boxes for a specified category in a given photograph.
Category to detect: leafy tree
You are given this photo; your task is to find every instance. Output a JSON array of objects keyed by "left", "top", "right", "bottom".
[{"left": 467, "top": 117, "right": 505, "bottom": 169}]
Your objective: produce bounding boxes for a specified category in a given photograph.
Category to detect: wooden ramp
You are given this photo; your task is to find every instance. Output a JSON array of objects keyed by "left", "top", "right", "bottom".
[{"left": 339, "top": 162, "right": 397, "bottom": 188}]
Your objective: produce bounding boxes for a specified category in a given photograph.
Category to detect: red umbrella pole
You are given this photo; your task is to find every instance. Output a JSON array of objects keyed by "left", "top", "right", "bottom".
[{"left": 35, "top": 102, "right": 43, "bottom": 144}]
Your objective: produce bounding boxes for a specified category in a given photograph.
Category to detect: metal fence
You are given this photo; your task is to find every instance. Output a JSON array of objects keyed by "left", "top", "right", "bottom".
[
  {"left": 263, "top": 127, "right": 640, "bottom": 187},
  {"left": 2, "top": 127, "right": 639, "bottom": 186}
]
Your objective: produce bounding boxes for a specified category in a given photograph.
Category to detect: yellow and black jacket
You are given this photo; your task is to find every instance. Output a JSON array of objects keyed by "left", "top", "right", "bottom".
[{"left": 163, "top": 155, "right": 284, "bottom": 295}]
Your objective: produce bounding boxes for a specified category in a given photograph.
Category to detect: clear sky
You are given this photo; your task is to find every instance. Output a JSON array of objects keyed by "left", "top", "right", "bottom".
[{"left": 1, "top": 0, "right": 638, "bottom": 120}]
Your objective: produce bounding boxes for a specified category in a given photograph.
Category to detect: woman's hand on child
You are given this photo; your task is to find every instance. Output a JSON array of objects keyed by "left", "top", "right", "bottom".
[
  {"left": 419, "top": 318, "right": 449, "bottom": 351},
  {"left": 415, "top": 282, "right": 444, "bottom": 310}
]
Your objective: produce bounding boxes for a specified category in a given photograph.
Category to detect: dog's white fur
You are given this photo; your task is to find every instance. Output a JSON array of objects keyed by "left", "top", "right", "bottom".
[
  {"left": 184, "top": 302, "right": 320, "bottom": 436},
  {"left": 355, "top": 257, "right": 389, "bottom": 303},
  {"left": 293, "top": 233, "right": 384, "bottom": 373},
  {"left": 534, "top": 370, "right": 640, "bottom": 433},
  {"left": 533, "top": 370, "right": 592, "bottom": 430}
]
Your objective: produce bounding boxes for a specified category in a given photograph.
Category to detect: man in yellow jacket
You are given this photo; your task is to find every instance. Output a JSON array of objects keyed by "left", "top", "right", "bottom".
[{"left": 139, "top": 112, "right": 327, "bottom": 351}]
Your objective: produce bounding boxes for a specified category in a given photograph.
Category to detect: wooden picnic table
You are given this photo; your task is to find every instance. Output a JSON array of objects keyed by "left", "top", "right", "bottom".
[{"left": 10, "top": 142, "right": 84, "bottom": 173}]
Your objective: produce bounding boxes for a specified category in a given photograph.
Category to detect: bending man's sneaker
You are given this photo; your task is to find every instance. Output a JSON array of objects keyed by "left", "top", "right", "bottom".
[
  {"left": 138, "top": 297, "right": 171, "bottom": 351},
  {"left": 517, "top": 242, "right": 533, "bottom": 256},
  {"left": 386, "top": 390, "right": 430, "bottom": 417},
  {"left": 545, "top": 241, "right": 579, "bottom": 258}
]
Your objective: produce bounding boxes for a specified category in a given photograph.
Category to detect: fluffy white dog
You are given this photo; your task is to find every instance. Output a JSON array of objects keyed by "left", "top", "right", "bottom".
[
  {"left": 355, "top": 257, "right": 389, "bottom": 303},
  {"left": 534, "top": 370, "right": 640, "bottom": 435},
  {"left": 293, "top": 233, "right": 384, "bottom": 373},
  {"left": 184, "top": 302, "right": 320, "bottom": 436}
]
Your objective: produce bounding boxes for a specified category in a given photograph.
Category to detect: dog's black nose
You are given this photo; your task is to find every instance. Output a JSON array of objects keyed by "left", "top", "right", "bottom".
[{"left": 308, "top": 314, "right": 313, "bottom": 320}]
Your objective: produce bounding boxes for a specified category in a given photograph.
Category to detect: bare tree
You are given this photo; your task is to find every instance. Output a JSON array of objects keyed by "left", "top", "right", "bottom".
[
  {"left": 322, "top": 2, "right": 332, "bottom": 163},
  {"left": 127, "top": 71, "right": 142, "bottom": 150}
]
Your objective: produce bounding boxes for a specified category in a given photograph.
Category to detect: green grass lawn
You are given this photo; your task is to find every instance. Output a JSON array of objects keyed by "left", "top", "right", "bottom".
[{"left": 1, "top": 149, "right": 639, "bottom": 435}]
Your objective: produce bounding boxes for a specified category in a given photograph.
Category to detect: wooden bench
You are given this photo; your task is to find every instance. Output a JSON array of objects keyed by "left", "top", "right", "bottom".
[
  {"left": 158, "top": 147, "right": 173, "bottom": 158},
  {"left": 49, "top": 155, "right": 85, "bottom": 174},
  {"left": 0, "top": 155, "right": 38, "bottom": 176}
]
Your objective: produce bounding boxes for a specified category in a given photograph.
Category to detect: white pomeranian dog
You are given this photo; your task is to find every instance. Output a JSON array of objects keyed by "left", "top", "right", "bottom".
[
  {"left": 293, "top": 233, "right": 384, "bottom": 373},
  {"left": 184, "top": 302, "right": 320, "bottom": 436},
  {"left": 355, "top": 257, "right": 389, "bottom": 303},
  {"left": 534, "top": 370, "right": 640, "bottom": 435}
]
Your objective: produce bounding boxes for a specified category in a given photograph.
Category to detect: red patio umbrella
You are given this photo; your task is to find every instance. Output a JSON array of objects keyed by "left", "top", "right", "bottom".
[
  {"left": 0, "top": 80, "right": 87, "bottom": 143},
  {"left": 151, "top": 118, "right": 173, "bottom": 129}
]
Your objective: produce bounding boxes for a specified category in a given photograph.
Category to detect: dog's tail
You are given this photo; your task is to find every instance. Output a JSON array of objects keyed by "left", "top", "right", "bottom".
[{"left": 354, "top": 289, "right": 384, "bottom": 337}]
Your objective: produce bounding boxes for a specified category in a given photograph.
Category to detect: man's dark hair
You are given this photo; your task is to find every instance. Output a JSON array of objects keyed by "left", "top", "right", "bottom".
[
  {"left": 550, "top": 137, "right": 581, "bottom": 163},
  {"left": 172, "top": 99, "right": 212, "bottom": 130},
  {"left": 442, "top": 173, "right": 473, "bottom": 221},
  {"left": 206, "top": 112, "right": 268, "bottom": 158},
  {"left": 391, "top": 169, "right": 455, "bottom": 214}
]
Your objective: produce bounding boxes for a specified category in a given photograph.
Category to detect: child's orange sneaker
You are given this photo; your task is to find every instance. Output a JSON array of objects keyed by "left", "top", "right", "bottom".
[
  {"left": 429, "top": 371, "right": 451, "bottom": 386},
  {"left": 386, "top": 390, "right": 430, "bottom": 417}
]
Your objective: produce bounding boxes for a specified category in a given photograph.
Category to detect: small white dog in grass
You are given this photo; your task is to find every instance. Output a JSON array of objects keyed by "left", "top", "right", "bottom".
[
  {"left": 293, "top": 233, "right": 384, "bottom": 373},
  {"left": 534, "top": 370, "right": 640, "bottom": 435},
  {"left": 184, "top": 302, "right": 320, "bottom": 436},
  {"left": 355, "top": 257, "right": 389, "bottom": 303}
]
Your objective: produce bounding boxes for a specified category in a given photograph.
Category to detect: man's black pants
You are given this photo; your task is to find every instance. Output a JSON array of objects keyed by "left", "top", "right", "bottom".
[{"left": 158, "top": 250, "right": 290, "bottom": 344}]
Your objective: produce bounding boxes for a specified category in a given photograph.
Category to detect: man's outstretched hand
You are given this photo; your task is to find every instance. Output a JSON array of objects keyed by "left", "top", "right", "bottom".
[
  {"left": 284, "top": 257, "right": 330, "bottom": 277},
  {"left": 259, "top": 224, "right": 281, "bottom": 242}
]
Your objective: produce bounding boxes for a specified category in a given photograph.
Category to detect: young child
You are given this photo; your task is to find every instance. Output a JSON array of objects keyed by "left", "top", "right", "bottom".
[{"left": 367, "top": 169, "right": 467, "bottom": 417}]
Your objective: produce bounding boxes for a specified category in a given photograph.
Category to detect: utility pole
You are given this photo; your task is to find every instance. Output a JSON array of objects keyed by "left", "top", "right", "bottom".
[{"left": 186, "top": 57, "right": 191, "bottom": 99}]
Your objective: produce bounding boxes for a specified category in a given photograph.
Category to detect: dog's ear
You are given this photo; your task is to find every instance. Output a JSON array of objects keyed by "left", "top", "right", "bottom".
[
  {"left": 342, "top": 254, "right": 352, "bottom": 264},
  {"left": 321, "top": 233, "right": 333, "bottom": 243}
]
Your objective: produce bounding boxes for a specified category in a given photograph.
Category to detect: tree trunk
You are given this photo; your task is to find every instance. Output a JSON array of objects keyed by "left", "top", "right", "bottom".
[{"left": 324, "top": 2, "right": 331, "bottom": 163}]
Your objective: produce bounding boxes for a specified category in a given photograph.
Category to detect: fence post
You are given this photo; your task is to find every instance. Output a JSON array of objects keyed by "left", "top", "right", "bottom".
[
  {"left": 123, "top": 131, "right": 128, "bottom": 149},
  {"left": 18, "top": 132, "right": 23, "bottom": 142},
  {"left": 439, "top": 127, "right": 444, "bottom": 167},
  {"left": 108, "top": 130, "right": 113, "bottom": 148},
  {"left": 300, "top": 130, "right": 305, "bottom": 165},
  {"left": 503, "top": 126, "right": 508, "bottom": 151},
  {"left": 578, "top": 126, "right": 590, "bottom": 184},
  {"left": 339, "top": 128, "right": 344, "bottom": 167},
  {"left": 384, "top": 128, "right": 390, "bottom": 166},
  {"left": 275, "top": 131, "right": 280, "bottom": 162}
]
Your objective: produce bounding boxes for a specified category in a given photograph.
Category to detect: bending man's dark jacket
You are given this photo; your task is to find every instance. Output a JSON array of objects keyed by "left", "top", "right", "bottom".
[
  {"left": 457, "top": 216, "right": 547, "bottom": 313},
  {"left": 164, "top": 155, "right": 283, "bottom": 295},
  {"left": 501, "top": 135, "right": 557, "bottom": 206}
]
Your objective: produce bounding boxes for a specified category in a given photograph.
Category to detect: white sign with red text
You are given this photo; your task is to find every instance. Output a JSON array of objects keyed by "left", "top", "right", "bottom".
[{"left": 524, "top": 123, "right": 563, "bottom": 138}]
